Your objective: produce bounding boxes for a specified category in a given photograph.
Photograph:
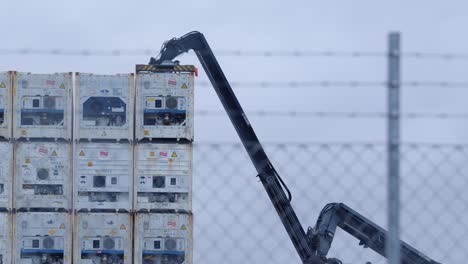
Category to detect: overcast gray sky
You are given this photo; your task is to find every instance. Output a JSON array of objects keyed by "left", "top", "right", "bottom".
[
  {"left": 2, "top": 0, "right": 468, "bottom": 143},
  {"left": 1, "top": 1, "right": 467, "bottom": 263}
]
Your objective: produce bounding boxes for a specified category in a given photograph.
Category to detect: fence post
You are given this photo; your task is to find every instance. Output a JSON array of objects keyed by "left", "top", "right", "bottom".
[{"left": 387, "top": 32, "right": 401, "bottom": 264}]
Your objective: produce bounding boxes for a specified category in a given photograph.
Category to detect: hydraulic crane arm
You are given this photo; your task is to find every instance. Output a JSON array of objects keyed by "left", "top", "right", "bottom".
[
  {"left": 148, "top": 31, "right": 442, "bottom": 264},
  {"left": 150, "top": 31, "right": 316, "bottom": 263}
]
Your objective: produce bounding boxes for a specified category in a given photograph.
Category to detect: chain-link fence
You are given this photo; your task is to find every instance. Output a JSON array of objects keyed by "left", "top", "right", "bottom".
[{"left": 191, "top": 142, "right": 467, "bottom": 264}]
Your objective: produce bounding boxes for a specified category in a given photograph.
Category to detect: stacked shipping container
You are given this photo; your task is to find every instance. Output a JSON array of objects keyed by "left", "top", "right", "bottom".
[
  {"left": 134, "top": 66, "right": 195, "bottom": 264},
  {"left": 0, "top": 71, "right": 12, "bottom": 264},
  {"left": 12, "top": 72, "right": 73, "bottom": 264},
  {"left": 73, "top": 73, "right": 134, "bottom": 264},
  {"left": 0, "top": 66, "right": 195, "bottom": 264}
]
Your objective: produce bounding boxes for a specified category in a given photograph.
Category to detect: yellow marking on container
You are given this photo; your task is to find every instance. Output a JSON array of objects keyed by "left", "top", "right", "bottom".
[
  {"left": 120, "top": 224, "right": 126, "bottom": 230},
  {"left": 59, "top": 83, "right": 65, "bottom": 89},
  {"left": 110, "top": 230, "right": 117, "bottom": 236},
  {"left": 149, "top": 151, "right": 155, "bottom": 157},
  {"left": 60, "top": 223, "right": 65, "bottom": 229},
  {"left": 144, "top": 130, "right": 150, "bottom": 136},
  {"left": 87, "top": 161, "right": 93, "bottom": 167},
  {"left": 171, "top": 152, "right": 178, "bottom": 158},
  {"left": 0, "top": 82, "right": 6, "bottom": 88},
  {"left": 147, "top": 98, "right": 155, "bottom": 101},
  {"left": 49, "top": 229, "right": 56, "bottom": 235},
  {"left": 51, "top": 150, "right": 58, "bottom": 157},
  {"left": 25, "top": 158, "right": 30, "bottom": 164},
  {"left": 181, "top": 224, "right": 187, "bottom": 230},
  {"left": 79, "top": 150, "right": 85, "bottom": 156},
  {"left": 181, "top": 83, "right": 188, "bottom": 89},
  {"left": 21, "top": 130, "right": 27, "bottom": 136}
]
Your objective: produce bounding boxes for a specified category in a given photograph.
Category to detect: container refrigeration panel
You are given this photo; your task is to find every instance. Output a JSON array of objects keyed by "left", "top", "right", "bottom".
[
  {"left": 0, "top": 212, "right": 12, "bottom": 264},
  {"left": 0, "top": 142, "right": 13, "bottom": 210},
  {"left": 13, "top": 72, "right": 72, "bottom": 140},
  {"left": 75, "top": 73, "right": 134, "bottom": 141},
  {"left": 75, "top": 143, "right": 133, "bottom": 211},
  {"left": 0, "top": 71, "right": 12, "bottom": 140},
  {"left": 14, "top": 141, "right": 72, "bottom": 210},
  {"left": 14, "top": 212, "right": 72, "bottom": 264},
  {"left": 134, "top": 213, "right": 193, "bottom": 264},
  {"left": 74, "top": 212, "right": 132, "bottom": 264},
  {"left": 136, "top": 70, "right": 194, "bottom": 141},
  {"left": 134, "top": 143, "right": 192, "bottom": 212}
]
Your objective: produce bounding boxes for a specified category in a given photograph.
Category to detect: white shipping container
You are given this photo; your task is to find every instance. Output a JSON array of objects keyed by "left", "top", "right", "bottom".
[
  {"left": 14, "top": 212, "right": 72, "bottom": 264},
  {"left": 75, "top": 73, "right": 134, "bottom": 141},
  {"left": 74, "top": 212, "right": 132, "bottom": 264},
  {"left": 0, "top": 142, "right": 13, "bottom": 210},
  {"left": 134, "top": 143, "right": 192, "bottom": 212},
  {"left": 135, "top": 71, "right": 195, "bottom": 141},
  {"left": 74, "top": 142, "right": 133, "bottom": 211},
  {"left": 14, "top": 141, "right": 72, "bottom": 210},
  {"left": 134, "top": 213, "right": 193, "bottom": 264},
  {"left": 0, "top": 71, "right": 12, "bottom": 140},
  {"left": 0, "top": 212, "right": 12, "bottom": 264},
  {"left": 13, "top": 72, "right": 72, "bottom": 140}
]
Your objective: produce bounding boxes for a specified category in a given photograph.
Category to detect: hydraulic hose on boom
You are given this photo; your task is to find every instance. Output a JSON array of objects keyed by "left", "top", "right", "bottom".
[{"left": 146, "top": 31, "right": 442, "bottom": 264}]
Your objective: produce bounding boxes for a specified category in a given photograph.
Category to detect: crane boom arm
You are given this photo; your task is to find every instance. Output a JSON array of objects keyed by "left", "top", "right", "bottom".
[{"left": 147, "top": 31, "right": 442, "bottom": 264}]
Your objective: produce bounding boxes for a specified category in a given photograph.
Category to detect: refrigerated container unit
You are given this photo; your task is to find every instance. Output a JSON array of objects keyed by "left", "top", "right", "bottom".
[
  {"left": 135, "top": 66, "right": 195, "bottom": 141},
  {"left": 74, "top": 212, "right": 132, "bottom": 264},
  {"left": 0, "top": 142, "right": 13, "bottom": 210},
  {"left": 74, "top": 142, "right": 133, "bottom": 211},
  {"left": 0, "top": 212, "right": 12, "bottom": 264},
  {"left": 13, "top": 72, "right": 72, "bottom": 140},
  {"left": 75, "top": 73, "right": 134, "bottom": 141},
  {"left": 14, "top": 141, "right": 72, "bottom": 210},
  {"left": 14, "top": 212, "right": 72, "bottom": 264},
  {"left": 134, "top": 213, "right": 193, "bottom": 264},
  {"left": 0, "top": 71, "right": 12, "bottom": 140},
  {"left": 134, "top": 143, "right": 192, "bottom": 212}
]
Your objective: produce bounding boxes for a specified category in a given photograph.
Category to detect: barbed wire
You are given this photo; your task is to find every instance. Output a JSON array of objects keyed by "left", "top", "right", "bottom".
[
  {"left": 1, "top": 48, "right": 468, "bottom": 60},
  {"left": 198, "top": 81, "right": 468, "bottom": 88},
  {"left": 196, "top": 110, "right": 468, "bottom": 119}
]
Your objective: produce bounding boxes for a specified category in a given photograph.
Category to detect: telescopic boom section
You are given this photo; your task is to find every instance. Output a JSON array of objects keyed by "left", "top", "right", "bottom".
[{"left": 149, "top": 31, "right": 316, "bottom": 263}]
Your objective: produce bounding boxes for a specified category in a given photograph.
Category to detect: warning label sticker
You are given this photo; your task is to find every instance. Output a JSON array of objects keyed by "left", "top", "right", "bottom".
[
  {"left": 120, "top": 224, "right": 126, "bottom": 230},
  {"left": 0, "top": 82, "right": 6, "bottom": 88},
  {"left": 59, "top": 83, "right": 65, "bottom": 89},
  {"left": 171, "top": 152, "right": 178, "bottom": 158},
  {"left": 181, "top": 83, "right": 188, "bottom": 89},
  {"left": 51, "top": 150, "right": 58, "bottom": 157},
  {"left": 79, "top": 150, "right": 85, "bottom": 156}
]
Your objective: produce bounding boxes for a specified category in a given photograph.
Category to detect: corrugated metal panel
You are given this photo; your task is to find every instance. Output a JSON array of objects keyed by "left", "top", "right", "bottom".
[
  {"left": 13, "top": 72, "right": 73, "bottom": 140},
  {"left": 74, "top": 142, "right": 133, "bottom": 211},
  {"left": 14, "top": 212, "right": 72, "bottom": 264},
  {"left": 14, "top": 141, "right": 72, "bottom": 210},
  {"left": 0, "top": 212, "right": 12, "bottom": 264},
  {"left": 0, "top": 71, "right": 12, "bottom": 140},
  {"left": 135, "top": 72, "right": 194, "bottom": 141},
  {"left": 74, "top": 212, "right": 132, "bottom": 264},
  {"left": 134, "top": 213, "right": 193, "bottom": 264},
  {"left": 75, "top": 73, "right": 134, "bottom": 141},
  {"left": 0, "top": 142, "right": 13, "bottom": 210},
  {"left": 134, "top": 143, "right": 192, "bottom": 212}
]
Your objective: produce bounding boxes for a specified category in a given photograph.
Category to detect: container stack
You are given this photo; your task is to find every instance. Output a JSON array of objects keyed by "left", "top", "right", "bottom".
[
  {"left": 0, "top": 71, "right": 13, "bottom": 264},
  {"left": 73, "top": 73, "right": 134, "bottom": 264},
  {"left": 12, "top": 72, "right": 73, "bottom": 264},
  {"left": 133, "top": 64, "right": 195, "bottom": 264}
]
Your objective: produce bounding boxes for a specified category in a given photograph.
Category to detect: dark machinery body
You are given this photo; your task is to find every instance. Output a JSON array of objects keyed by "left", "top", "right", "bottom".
[{"left": 147, "top": 31, "right": 442, "bottom": 264}]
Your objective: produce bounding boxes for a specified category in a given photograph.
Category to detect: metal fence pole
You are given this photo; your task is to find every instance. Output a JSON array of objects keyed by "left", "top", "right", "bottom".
[{"left": 387, "top": 32, "right": 401, "bottom": 264}]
